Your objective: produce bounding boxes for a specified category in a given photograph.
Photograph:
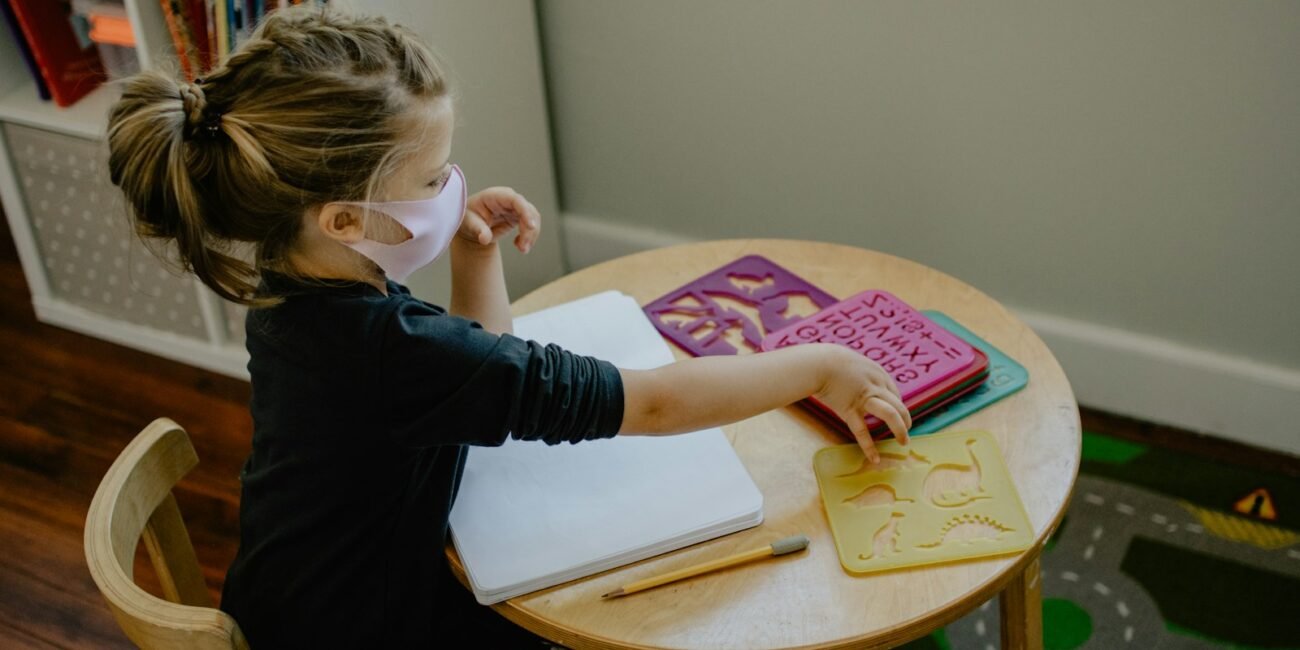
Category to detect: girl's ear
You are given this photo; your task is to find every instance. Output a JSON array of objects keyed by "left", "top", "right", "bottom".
[{"left": 316, "top": 203, "right": 366, "bottom": 244}]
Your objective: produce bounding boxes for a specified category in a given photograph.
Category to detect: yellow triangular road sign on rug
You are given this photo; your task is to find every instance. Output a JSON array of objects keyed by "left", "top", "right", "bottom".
[{"left": 1233, "top": 488, "right": 1277, "bottom": 521}]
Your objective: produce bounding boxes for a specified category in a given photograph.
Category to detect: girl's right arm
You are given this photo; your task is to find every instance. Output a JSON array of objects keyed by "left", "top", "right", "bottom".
[{"left": 618, "top": 344, "right": 912, "bottom": 463}]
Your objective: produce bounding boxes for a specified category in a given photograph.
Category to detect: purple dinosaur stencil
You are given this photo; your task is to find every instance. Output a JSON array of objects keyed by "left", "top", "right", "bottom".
[{"left": 643, "top": 255, "right": 839, "bottom": 357}]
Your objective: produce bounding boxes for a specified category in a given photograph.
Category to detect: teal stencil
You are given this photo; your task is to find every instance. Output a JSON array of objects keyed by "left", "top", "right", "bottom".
[{"left": 909, "top": 311, "right": 1029, "bottom": 436}]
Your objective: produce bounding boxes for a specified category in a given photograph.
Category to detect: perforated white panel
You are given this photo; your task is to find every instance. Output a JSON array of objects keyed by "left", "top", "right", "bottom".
[{"left": 5, "top": 123, "right": 209, "bottom": 339}]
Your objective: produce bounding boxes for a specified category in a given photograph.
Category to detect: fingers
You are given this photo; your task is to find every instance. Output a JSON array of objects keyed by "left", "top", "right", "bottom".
[
  {"left": 845, "top": 414, "right": 880, "bottom": 464},
  {"left": 870, "top": 370, "right": 903, "bottom": 400},
  {"left": 468, "top": 187, "right": 542, "bottom": 253},
  {"left": 872, "top": 387, "right": 912, "bottom": 432},
  {"left": 865, "top": 396, "right": 910, "bottom": 446},
  {"left": 460, "top": 209, "right": 493, "bottom": 245}
]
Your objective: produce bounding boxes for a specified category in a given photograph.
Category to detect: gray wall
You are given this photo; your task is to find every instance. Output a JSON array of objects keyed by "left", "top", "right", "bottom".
[{"left": 538, "top": 1, "right": 1300, "bottom": 369}]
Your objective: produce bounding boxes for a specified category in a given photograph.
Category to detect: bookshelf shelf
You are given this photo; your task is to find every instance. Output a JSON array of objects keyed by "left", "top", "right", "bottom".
[{"left": 0, "top": 80, "right": 118, "bottom": 140}]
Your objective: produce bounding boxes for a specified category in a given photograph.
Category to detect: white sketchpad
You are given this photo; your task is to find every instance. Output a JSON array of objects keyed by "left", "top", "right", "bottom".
[{"left": 449, "top": 291, "right": 764, "bottom": 604}]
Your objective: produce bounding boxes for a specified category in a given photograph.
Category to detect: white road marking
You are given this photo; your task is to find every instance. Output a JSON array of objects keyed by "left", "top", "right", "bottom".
[
  {"left": 1185, "top": 523, "right": 1204, "bottom": 534},
  {"left": 1094, "top": 582, "right": 1112, "bottom": 596},
  {"left": 1288, "top": 549, "right": 1300, "bottom": 560},
  {"left": 975, "top": 619, "right": 986, "bottom": 637},
  {"left": 1167, "top": 524, "right": 1179, "bottom": 534},
  {"left": 1084, "top": 493, "right": 1105, "bottom": 505},
  {"left": 1084, "top": 545, "right": 1095, "bottom": 561},
  {"left": 1117, "top": 601, "right": 1130, "bottom": 618},
  {"left": 1062, "top": 571, "right": 1079, "bottom": 582},
  {"left": 1151, "top": 513, "right": 1168, "bottom": 525},
  {"left": 1092, "top": 526, "right": 1104, "bottom": 541},
  {"left": 1117, "top": 503, "right": 1136, "bottom": 515},
  {"left": 1125, "top": 626, "right": 1134, "bottom": 642}
]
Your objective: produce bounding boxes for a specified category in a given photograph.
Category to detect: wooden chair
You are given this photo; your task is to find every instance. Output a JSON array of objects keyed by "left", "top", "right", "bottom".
[{"left": 85, "top": 417, "right": 249, "bottom": 649}]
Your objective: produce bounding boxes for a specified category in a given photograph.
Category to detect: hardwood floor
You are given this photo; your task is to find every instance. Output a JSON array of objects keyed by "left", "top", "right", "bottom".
[
  {"left": 0, "top": 214, "right": 249, "bottom": 648},
  {"left": 0, "top": 213, "right": 1294, "bottom": 648}
]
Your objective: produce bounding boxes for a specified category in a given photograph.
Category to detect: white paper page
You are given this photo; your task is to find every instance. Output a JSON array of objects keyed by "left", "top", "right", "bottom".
[{"left": 449, "top": 291, "right": 764, "bottom": 602}]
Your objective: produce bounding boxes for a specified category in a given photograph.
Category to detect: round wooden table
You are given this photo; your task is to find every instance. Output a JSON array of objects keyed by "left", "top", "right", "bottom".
[{"left": 448, "top": 239, "right": 1081, "bottom": 650}]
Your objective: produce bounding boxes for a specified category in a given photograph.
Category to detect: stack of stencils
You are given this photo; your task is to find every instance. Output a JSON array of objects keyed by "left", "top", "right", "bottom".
[
  {"left": 642, "top": 256, "right": 1028, "bottom": 439},
  {"left": 760, "top": 290, "right": 988, "bottom": 439}
]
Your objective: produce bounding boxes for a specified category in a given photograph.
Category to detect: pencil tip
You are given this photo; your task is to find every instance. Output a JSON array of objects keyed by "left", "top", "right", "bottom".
[{"left": 601, "top": 589, "right": 624, "bottom": 599}]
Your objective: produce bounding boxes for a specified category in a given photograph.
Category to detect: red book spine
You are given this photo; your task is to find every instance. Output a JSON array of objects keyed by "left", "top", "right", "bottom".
[
  {"left": 184, "top": 0, "right": 211, "bottom": 72},
  {"left": 6, "top": 0, "right": 105, "bottom": 107}
]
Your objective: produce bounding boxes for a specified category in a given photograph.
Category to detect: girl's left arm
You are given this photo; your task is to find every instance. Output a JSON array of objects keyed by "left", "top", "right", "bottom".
[{"left": 449, "top": 187, "right": 541, "bottom": 335}]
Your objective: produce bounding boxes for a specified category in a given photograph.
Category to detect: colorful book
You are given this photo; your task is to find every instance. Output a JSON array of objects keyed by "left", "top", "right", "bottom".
[
  {"left": 6, "top": 0, "right": 105, "bottom": 107},
  {"left": 160, "top": 0, "right": 199, "bottom": 79},
  {"left": 183, "top": 0, "right": 210, "bottom": 72},
  {"left": 1, "top": 0, "right": 51, "bottom": 100},
  {"left": 642, "top": 255, "right": 839, "bottom": 356},
  {"left": 204, "top": 0, "right": 216, "bottom": 66},
  {"left": 215, "top": 0, "right": 228, "bottom": 60}
]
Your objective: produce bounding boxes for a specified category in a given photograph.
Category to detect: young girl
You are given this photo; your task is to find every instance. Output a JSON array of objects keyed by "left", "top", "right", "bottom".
[{"left": 106, "top": 7, "right": 910, "bottom": 648}]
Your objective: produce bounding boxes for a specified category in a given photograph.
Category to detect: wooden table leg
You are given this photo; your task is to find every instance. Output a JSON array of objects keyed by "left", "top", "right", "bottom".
[{"left": 999, "top": 551, "right": 1043, "bottom": 650}]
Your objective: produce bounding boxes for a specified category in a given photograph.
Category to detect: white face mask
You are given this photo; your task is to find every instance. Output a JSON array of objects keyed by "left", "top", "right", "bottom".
[{"left": 338, "top": 165, "right": 467, "bottom": 283}]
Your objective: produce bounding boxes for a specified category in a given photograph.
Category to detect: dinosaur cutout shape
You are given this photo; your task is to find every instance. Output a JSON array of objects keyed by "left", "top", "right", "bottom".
[
  {"left": 777, "top": 292, "right": 821, "bottom": 320},
  {"left": 727, "top": 273, "right": 776, "bottom": 295},
  {"left": 720, "top": 321, "right": 756, "bottom": 353},
  {"left": 917, "top": 513, "right": 1014, "bottom": 548},
  {"left": 858, "top": 512, "right": 905, "bottom": 560},
  {"left": 837, "top": 449, "right": 931, "bottom": 478},
  {"left": 656, "top": 311, "right": 696, "bottom": 327},
  {"left": 923, "top": 438, "right": 990, "bottom": 507},
  {"left": 843, "top": 484, "right": 914, "bottom": 509}
]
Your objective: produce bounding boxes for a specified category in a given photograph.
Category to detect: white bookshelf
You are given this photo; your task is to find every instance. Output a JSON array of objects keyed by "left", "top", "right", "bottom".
[
  {"left": 0, "top": 80, "right": 119, "bottom": 140},
  {"left": 0, "top": 0, "right": 248, "bottom": 379}
]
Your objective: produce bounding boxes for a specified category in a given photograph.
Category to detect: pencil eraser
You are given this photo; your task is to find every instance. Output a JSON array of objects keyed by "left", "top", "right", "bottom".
[{"left": 771, "top": 535, "right": 811, "bottom": 556}]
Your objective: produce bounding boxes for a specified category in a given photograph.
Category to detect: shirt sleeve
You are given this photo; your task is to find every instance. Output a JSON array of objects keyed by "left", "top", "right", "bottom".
[{"left": 379, "top": 298, "right": 625, "bottom": 448}]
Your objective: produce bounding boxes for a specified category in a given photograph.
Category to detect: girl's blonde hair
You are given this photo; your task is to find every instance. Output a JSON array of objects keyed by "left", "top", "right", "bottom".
[{"left": 106, "top": 6, "right": 448, "bottom": 306}]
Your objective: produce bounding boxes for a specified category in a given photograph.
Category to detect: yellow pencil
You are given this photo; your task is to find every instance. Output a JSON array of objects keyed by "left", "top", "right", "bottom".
[{"left": 601, "top": 535, "right": 810, "bottom": 599}]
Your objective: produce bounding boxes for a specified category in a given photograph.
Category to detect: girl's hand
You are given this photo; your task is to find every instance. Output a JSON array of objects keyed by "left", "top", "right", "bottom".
[
  {"left": 458, "top": 187, "right": 541, "bottom": 253},
  {"left": 813, "top": 345, "right": 913, "bottom": 463}
]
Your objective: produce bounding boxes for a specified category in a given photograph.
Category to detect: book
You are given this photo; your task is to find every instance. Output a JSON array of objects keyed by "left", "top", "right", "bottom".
[
  {"left": 449, "top": 291, "right": 765, "bottom": 605},
  {"left": 6, "top": 0, "right": 105, "bottom": 107},
  {"left": 160, "top": 0, "right": 201, "bottom": 80},
  {"left": 215, "top": 0, "right": 227, "bottom": 60},
  {"left": 185, "top": 0, "right": 209, "bottom": 71},
  {"left": 1, "top": 0, "right": 51, "bottom": 99}
]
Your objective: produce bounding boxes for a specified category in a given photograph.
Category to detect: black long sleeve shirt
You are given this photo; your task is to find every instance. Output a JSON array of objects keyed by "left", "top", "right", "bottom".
[{"left": 219, "top": 272, "right": 625, "bottom": 648}]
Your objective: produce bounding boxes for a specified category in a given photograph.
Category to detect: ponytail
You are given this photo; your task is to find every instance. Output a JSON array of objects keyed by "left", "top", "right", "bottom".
[{"left": 107, "top": 70, "right": 262, "bottom": 305}]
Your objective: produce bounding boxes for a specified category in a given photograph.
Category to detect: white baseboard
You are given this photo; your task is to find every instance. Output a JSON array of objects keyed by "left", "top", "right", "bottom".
[
  {"left": 562, "top": 213, "right": 1300, "bottom": 457},
  {"left": 34, "top": 296, "right": 251, "bottom": 380}
]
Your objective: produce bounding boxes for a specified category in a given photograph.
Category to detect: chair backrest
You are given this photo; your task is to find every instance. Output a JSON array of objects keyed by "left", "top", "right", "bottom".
[{"left": 85, "top": 418, "right": 249, "bottom": 649}]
